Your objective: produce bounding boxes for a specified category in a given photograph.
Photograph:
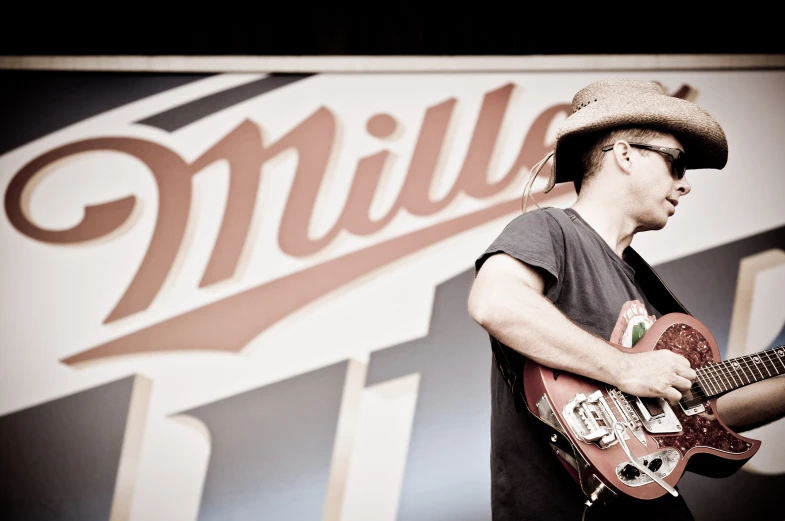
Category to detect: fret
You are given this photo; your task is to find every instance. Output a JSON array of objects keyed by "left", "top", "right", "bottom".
[
  {"left": 741, "top": 355, "right": 760, "bottom": 383},
  {"left": 695, "top": 372, "right": 712, "bottom": 396},
  {"left": 762, "top": 351, "right": 778, "bottom": 376},
  {"left": 770, "top": 349, "right": 784, "bottom": 373},
  {"left": 750, "top": 355, "right": 765, "bottom": 380},
  {"left": 711, "top": 364, "right": 728, "bottom": 392},
  {"left": 735, "top": 356, "right": 751, "bottom": 384},
  {"left": 700, "top": 366, "right": 722, "bottom": 395},
  {"left": 721, "top": 362, "right": 736, "bottom": 390},
  {"left": 714, "top": 361, "right": 727, "bottom": 390},
  {"left": 715, "top": 362, "right": 733, "bottom": 391},
  {"left": 707, "top": 363, "right": 728, "bottom": 392},
  {"left": 757, "top": 354, "right": 772, "bottom": 377},
  {"left": 737, "top": 357, "right": 752, "bottom": 384},
  {"left": 724, "top": 360, "right": 742, "bottom": 389},
  {"left": 694, "top": 373, "right": 711, "bottom": 396},
  {"left": 696, "top": 368, "right": 715, "bottom": 396},
  {"left": 766, "top": 353, "right": 780, "bottom": 374},
  {"left": 773, "top": 348, "right": 785, "bottom": 374}
]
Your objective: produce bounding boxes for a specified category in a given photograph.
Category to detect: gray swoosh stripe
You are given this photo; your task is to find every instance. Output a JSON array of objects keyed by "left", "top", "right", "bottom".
[
  {"left": 0, "top": 71, "right": 211, "bottom": 157},
  {"left": 136, "top": 73, "right": 314, "bottom": 132}
]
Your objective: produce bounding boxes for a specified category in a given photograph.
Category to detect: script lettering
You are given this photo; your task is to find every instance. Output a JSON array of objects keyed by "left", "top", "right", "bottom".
[{"left": 4, "top": 85, "right": 574, "bottom": 363}]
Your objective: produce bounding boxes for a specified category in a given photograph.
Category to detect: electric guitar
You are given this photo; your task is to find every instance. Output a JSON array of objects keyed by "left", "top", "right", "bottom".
[{"left": 523, "top": 312, "right": 785, "bottom": 506}]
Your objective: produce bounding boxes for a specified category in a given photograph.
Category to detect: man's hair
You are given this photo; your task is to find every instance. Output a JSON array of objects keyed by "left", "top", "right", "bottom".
[{"left": 573, "top": 126, "right": 674, "bottom": 193}]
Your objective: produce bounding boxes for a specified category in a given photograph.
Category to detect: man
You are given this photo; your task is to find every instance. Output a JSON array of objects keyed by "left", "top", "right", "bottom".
[{"left": 467, "top": 79, "right": 785, "bottom": 520}]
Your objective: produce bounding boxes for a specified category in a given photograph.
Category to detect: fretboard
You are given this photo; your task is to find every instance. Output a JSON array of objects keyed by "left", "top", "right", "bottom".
[{"left": 694, "top": 346, "right": 785, "bottom": 399}]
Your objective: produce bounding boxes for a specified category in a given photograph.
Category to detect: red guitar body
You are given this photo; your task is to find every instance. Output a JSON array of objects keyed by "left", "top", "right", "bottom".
[{"left": 523, "top": 312, "right": 762, "bottom": 502}]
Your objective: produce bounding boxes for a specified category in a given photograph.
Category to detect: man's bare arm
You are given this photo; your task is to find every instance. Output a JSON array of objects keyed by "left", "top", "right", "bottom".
[
  {"left": 468, "top": 253, "right": 696, "bottom": 403},
  {"left": 716, "top": 376, "right": 785, "bottom": 432}
]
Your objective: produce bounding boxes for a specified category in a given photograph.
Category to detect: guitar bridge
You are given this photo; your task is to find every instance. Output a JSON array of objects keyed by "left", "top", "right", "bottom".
[{"left": 563, "top": 391, "right": 620, "bottom": 448}]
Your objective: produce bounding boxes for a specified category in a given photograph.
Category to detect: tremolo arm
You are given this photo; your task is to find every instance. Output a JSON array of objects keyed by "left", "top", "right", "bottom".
[{"left": 613, "top": 422, "right": 678, "bottom": 497}]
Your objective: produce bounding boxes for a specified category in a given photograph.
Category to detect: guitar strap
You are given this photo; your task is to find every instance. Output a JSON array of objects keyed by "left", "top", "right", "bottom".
[{"left": 623, "top": 246, "right": 692, "bottom": 317}]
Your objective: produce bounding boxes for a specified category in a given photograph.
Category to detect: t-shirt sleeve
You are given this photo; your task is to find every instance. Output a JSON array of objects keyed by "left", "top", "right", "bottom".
[{"left": 474, "top": 209, "right": 565, "bottom": 296}]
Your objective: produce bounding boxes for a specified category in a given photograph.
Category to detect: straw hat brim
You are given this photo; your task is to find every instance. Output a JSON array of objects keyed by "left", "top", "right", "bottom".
[{"left": 552, "top": 91, "right": 728, "bottom": 185}]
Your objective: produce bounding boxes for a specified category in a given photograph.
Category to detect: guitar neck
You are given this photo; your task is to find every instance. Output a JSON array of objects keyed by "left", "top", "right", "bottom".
[{"left": 695, "top": 346, "right": 785, "bottom": 399}]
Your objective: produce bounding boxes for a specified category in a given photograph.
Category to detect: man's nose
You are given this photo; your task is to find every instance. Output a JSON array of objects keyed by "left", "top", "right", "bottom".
[{"left": 676, "top": 177, "right": 691, "bottom": 195}]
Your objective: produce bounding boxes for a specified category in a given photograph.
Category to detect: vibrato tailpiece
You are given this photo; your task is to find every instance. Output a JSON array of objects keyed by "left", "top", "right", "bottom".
[{"left": 563, "top": 390, "right": 621, "bottom": 448}]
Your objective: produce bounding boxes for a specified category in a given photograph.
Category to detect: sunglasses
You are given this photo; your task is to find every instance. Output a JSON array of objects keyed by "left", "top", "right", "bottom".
[{"left": 602, "top": 142, "right": 688, "bottom": 180}]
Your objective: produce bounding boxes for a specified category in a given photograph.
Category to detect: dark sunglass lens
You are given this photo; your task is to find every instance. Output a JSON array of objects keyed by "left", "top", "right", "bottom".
[{"left": 673, "top": 159, "right": 686, "bottom": 179}]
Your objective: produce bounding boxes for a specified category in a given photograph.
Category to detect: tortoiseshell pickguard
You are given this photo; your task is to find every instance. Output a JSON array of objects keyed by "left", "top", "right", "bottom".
[{"left": 651, "top": 323, "right": 753, "bottom": 455}]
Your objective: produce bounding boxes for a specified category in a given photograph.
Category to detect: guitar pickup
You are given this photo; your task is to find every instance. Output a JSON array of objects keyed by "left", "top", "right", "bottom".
[
  {"left": 634, "top": 396, "right": 683, "bottom": 434},
  {"left": 679, "top": 402, "right": 705, "bottom": 416},
  {"left": 563, "top": 391, "right": 620, "bottom": 449},
  {"left": 637, "top": 396, "right": 666, "bottom": 420},
  {"left": 678, "top": 388, "right": 706, "bottom": 416}
]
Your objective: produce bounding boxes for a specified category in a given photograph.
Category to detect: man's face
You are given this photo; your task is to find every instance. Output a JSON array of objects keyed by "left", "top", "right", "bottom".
[{"left": 629, "top": 135, "right": 692, "bottom": 231}]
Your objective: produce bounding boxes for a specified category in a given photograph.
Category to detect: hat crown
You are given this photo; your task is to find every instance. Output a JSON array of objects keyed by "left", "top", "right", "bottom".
[{"left": 571, "top": 79, "right": 666, "bottom": 114}]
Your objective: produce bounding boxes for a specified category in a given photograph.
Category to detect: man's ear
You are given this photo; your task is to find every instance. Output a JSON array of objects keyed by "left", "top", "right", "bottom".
[{"left": 612, "top": 140, "right": 634, "bottom": 175}]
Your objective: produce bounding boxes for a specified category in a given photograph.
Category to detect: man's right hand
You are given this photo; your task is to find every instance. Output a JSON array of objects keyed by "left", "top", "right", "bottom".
[{"left": 613, "top": 350, "right": 698, "bottom": 405}]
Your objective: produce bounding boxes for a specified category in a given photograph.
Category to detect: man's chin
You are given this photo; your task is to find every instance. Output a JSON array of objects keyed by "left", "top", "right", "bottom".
[{"left": 641, "top": 218, "right": 668, "bottom": 232}]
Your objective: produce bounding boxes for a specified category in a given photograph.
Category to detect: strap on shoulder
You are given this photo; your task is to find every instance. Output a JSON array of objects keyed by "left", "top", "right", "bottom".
[{"left": 624, "top": 247, "right": 691, "bottom": 316}]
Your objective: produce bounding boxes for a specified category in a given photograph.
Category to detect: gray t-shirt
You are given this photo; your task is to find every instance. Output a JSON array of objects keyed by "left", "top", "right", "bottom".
[{"left": 475, "top": 207, "right": 693, "bottom": 520}]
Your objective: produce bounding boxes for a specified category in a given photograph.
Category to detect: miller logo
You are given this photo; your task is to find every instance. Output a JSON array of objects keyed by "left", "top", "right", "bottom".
[{"left": 5, "top": 81, "right": 583, "bottom": 364}]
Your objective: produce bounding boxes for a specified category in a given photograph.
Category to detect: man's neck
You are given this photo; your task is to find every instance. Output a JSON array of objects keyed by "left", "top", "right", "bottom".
[{"left": 570, "top": 197, "right": 636, "bottom": 257}]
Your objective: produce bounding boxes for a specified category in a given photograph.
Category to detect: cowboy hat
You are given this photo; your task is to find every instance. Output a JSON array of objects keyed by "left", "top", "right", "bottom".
[{"left": 549, "top": 79, "right": 729, "bottom": 189}]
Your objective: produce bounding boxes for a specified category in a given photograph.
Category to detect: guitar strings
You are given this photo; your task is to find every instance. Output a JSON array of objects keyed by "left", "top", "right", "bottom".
[{"left": 688, "top": 352, "right": 784, "bottom": 400}]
